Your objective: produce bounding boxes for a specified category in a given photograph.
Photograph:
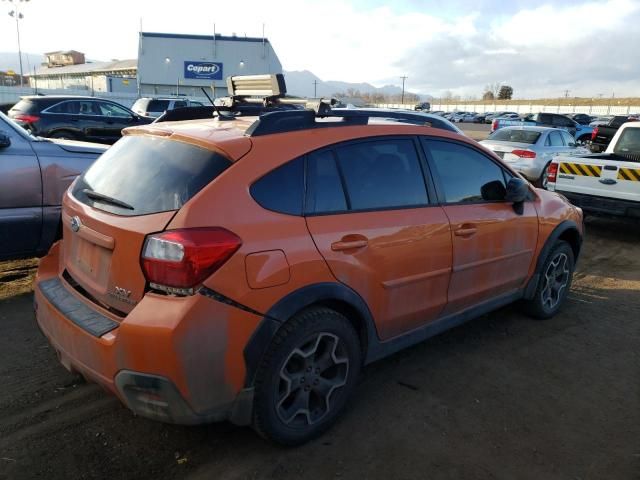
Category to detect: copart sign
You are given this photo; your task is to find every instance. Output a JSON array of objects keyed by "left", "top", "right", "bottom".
[{"left": 183, "top": 61, "right": 223, "bottom": 80}]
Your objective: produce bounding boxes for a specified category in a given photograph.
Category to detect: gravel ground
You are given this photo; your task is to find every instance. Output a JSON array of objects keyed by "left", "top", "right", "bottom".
[{"left": 0, "top": 122, "right": 638, "bottom": 479}]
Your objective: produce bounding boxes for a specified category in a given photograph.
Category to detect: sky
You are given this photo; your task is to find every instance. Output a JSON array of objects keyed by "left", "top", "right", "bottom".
[{"left": 1, "top": 0, "right": 639, "bottom": 98}]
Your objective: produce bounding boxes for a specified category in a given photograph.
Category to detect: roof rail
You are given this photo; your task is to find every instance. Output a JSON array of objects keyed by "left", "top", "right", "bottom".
[{"left": 245, "top": 108, "right": 462, "bottom": 137}]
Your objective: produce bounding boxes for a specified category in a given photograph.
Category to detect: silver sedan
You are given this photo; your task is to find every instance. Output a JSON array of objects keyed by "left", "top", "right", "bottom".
[{"left": 480, "top": 126, "right": 588, "bottom": 188}]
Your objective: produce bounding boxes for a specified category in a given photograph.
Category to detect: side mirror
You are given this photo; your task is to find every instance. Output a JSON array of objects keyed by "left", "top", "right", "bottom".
[
  {"left": 0, "top": 131, "right": 11, "bottom": 148},
  {"left": 505, "top": 177, "right": 529, "bottom": 214}
]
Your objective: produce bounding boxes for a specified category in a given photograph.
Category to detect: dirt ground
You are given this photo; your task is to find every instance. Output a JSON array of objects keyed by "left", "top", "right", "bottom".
[{"left": 0, "top": 123, "right": 638, "bottom": 479}]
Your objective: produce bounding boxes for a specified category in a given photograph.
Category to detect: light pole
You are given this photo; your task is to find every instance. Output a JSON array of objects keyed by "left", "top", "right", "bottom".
[
  {"left": 5, "top": 0, "right": 29, "bottom": 88},
  {"left": 400, "top": 75, "right": 408, "bottom": 105}
]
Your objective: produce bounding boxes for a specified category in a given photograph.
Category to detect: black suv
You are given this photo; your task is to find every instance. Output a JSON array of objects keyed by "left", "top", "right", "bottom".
[{"left": 8, "top": 96, "right": 153, "bottom": 144}]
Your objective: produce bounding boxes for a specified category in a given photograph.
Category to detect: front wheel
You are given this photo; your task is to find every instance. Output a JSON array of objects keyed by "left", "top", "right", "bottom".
[
  {"left": 252, "top": 307, "right": 362, "bottom": 445},
  {"left": 521, "top": 241, "right": 575, "bottom": 319}
]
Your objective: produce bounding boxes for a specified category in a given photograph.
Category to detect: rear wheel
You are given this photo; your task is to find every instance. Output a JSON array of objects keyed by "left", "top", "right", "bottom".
[
  {"left": 252, "top": 307, "right": 361, "bottom": 445},
  {"left": 537, "top": 162, "right": 551, "bottom": 189},
  {"left": 521, "top": 241, "right": 575, "bottom": 319}
]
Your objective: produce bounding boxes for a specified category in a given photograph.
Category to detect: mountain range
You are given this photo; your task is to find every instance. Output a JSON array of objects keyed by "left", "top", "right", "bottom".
[
  {"left": 283, "top": 70, "right": 423, "bottom": 99},
  {"left": 0, "top": 52, "right": 45, "bottom": 74}
]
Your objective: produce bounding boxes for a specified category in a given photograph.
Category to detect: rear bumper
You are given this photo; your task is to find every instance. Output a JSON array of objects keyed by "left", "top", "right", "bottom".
[
  {"left": 34, "top": 241, "right": 261, "bottom": 425},
  {"left": 557, "top": 191, "right": 640, "bottom": 218}
]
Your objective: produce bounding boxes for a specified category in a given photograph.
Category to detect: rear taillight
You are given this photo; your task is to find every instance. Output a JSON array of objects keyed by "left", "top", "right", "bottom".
[
  {"left": 141, "top": 227, "right": 242, "bottom": 295},
  {"left": 591, "top": 126, "right": 598, "bottom": 141},
  {"left": 13, "top": 113, "right": 40, "bottom": 124},
  {"left": 491, "top": 119, "right": 498, "bottom": 132},
  {"left": 511, "top": 149, "right": 536, "bottom": 159},
  {"left": 548, "top": 162, "right": 558, "bottom": 183}
]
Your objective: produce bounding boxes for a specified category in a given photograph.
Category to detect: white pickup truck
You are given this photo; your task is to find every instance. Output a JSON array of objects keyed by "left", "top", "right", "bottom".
[{"left": 547, "top": 122, "right": 640, "bottom": 218}]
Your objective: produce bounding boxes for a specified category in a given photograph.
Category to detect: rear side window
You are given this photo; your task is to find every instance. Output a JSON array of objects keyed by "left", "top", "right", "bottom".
[
  {"left": 423, "top": 140, "right": 506, "bottom": 203},
  {"left": 148, "top": 100, "right": 170, "bottom": 112},
  {"left": 72, "top": 136, "right": 231, "bottom": 216},
  {"left": 173, "top": 101, "right": 187, "bottom": 109},
  {"left": 250, "top": 157, "right": 304, "bottom": 215},
  {"left": 613, "top": 128, "right": 640, "bottom": 155},
  {"left": 334, "top": 139, "right": 428, "bottom": 210},
  {"left": 306, "top": 150, "right": 347, "bottom": 214},
  {"left": 548, "top": 131, "right": 564, "bottom": 146}
]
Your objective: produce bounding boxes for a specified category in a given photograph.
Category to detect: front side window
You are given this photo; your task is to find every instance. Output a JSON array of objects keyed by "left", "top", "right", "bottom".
[
  {"left": 97, "top": 102, "right": 131, "bottom": 118},
  {"left": 334, "top": 139, "right": 428, "bottom": 211},
  {"left": 423, "top": 139, "right": 507, "bottom": 204},
  {"left": 560, "top": 131, "right": 576, "bottom": 146}
]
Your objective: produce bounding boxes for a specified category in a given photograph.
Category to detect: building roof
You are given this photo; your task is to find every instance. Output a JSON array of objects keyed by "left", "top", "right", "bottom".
[
  {"left": 141, "top": 31, "right": 270, "bottom": 43},
  {"left": 44, "top": 50, "right": 84, "bottom": 56},
  {"left": 30, "top": 59, "right": 137, "bottom": 77}
]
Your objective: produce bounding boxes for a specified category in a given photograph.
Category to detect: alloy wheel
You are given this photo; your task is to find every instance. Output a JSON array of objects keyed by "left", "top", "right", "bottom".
[
  {"left": 276, "top": 332, "right": 349, "bottom": 427},
  {"left": 541, "top": 252, "right": 570, "bottom": 310}
]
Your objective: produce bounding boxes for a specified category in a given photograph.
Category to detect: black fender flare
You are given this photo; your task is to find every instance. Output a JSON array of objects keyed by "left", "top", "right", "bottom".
[
  {"left": 242, "top": 282, "right": 378, "bottom": 387},
  {"left": 524, "top": 219, "right": 582, "bottom": 299}
]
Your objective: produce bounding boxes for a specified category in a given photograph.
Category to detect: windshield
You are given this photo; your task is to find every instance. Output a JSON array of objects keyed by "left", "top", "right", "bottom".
[
  {"left": 613, "top": 128, "right": 640, "bottom": 154},
  {"left": 488, "top": 129, "right": 541, "bottom": 144},
  {"left": 72, "top": 135, "right": 232, "bottom": 216}
]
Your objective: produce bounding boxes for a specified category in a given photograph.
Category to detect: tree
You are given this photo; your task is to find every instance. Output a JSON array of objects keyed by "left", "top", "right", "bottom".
[
  {"left": 485, "top": 82, "right": 501, "bottom": 98},
  {"left": 482, "top": 91, "right": 495, "bottom": 100},
  {"left": 498, "top": 85, "right": 514, "bottom": 100}
]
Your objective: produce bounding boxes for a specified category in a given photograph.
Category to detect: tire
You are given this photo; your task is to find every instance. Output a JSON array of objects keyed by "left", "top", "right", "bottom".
[
  {"left": 252, "top": 307, "right": 362, "bottom": 445},
  {"left": 536, "top": 162, "right": 551, "bottom": 189},
  {"left": 521, "top": 241, "right": 575, "bottom": 320},
  {"left": 49, "top": 130, "right": 77, "bottom": 140}
]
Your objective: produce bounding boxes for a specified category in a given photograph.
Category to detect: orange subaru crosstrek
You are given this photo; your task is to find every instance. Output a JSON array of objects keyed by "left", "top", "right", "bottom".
[{"left": 34, "top": 106, "right": 584, "bottom": 445}]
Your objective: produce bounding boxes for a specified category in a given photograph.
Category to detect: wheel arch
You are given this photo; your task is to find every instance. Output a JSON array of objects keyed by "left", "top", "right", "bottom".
[
  {"left": 524, "top": 219, "right": 582, "bottom": 299},
  {"left": 243, "top": 282, "right": 378, "bottom": 388}
]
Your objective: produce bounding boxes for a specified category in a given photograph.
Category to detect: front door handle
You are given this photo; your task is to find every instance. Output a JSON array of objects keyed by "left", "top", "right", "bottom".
[
  {"left": 454, "top": 226, "right": 477, "bottom": 237},
  {"left": 331, "top": 237, "right": 368, "bottom": 251}
]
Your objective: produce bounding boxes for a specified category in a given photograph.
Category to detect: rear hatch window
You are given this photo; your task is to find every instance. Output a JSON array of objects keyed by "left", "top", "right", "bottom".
[
  {"left": 8, "top": 99, "right": 35, "bottom": 115},
  {"left": 613, "top": 128, "right": 640, "bottom": 162},
  {"left": 72, "top": 135, "right": 232, "bottom": 216}
]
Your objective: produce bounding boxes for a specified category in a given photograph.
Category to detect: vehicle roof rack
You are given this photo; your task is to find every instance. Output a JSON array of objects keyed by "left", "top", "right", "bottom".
[{"left": 245, "top": 108, "right": 461, "bottom": 137}]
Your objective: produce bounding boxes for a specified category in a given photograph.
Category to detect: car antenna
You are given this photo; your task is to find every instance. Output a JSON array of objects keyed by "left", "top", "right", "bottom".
[{"left": 201, "top": 86, "right": 235, "bottom": 121}]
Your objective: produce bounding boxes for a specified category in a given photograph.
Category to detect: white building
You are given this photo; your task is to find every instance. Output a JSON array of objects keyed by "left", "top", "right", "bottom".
[
  {"left": 137, "top": 31, "right": 283, "bottom": 97},
  {"left": 28, "top": 31, "right": 283, "bottom": 97}
]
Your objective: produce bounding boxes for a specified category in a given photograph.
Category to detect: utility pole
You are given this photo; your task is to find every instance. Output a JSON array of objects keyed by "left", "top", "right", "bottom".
[
  {"left": 400, "top": 75, "right": 408, "bottom": 104},
  {"left": 564, "top": 89, "right": 570, "bottom": 98},
  {"left": 6, "top": 0, "right": 29, "bottom": 88},
  {"left": 313, "top": 80, "right": 318, "bottom": 97}
]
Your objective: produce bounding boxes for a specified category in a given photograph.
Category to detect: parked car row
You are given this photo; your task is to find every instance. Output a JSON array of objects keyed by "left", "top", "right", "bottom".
[
  {"left": 4, "top": 95, "right": 207, "bottom": 144},
  {"left": 21, "top": 74, "right": 585, "bottom": 446}
]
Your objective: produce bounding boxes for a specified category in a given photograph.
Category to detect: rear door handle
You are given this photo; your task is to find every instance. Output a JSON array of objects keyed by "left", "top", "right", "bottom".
[
  {"left": 454, "top": 226, "right": 477, "bottom": 237},
  {"left": 331, "top": 239, "right": 368, "bottom": 251}
]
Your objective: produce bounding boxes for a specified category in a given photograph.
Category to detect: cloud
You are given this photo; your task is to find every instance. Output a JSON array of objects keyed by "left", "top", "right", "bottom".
[{"left": 394, "top": 0, "right": 640, "bottom": 97}]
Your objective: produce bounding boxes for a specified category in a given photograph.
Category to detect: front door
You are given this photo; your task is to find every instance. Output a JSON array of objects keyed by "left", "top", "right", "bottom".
[
  {"left": 421, "top": 138, "right": 538, "bottom": 314},
  {"left": 304, "top": 138, "right": 453, "bottom": 341},
  {"left": 95, "top": 101, "right": 135, "bottom": 143},
  {"left": 0, "top": 123, "right": 42, "bottom": 260}
]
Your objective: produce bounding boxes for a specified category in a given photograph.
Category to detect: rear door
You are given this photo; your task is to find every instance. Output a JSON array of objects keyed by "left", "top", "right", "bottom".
[
  {"left": 0, "top": 117, "right": 42, "bottom": 260},
  {"left": 63, "top": 135, "right": 233, "bottom": 314},
  {"left": 421, "top": 138, "right": 538, "bottom": 314},
  {"left": 305, "top": 137, "right": 453, "bottom": 341}
]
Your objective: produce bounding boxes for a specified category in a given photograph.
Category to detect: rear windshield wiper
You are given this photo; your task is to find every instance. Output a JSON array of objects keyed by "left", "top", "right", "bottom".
[{"left": 82, "top": 188, "right": 134, "bottom": 210}]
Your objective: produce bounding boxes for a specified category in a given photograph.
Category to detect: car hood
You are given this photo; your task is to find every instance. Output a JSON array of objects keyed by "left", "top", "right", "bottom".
[{"left": 44, "top": 138, "right": 109, "bottom": 155}]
